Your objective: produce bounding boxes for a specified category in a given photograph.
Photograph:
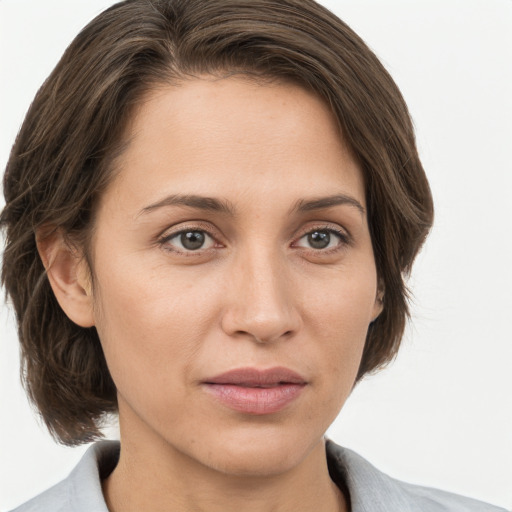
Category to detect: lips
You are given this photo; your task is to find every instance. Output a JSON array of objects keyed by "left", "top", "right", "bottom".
[{"left": 202, "top": 367, "right": 307, "bottom": 415}]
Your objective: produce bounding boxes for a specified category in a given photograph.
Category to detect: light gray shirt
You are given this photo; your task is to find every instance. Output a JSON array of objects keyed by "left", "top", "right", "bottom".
[{"left": 10, "top": 440, "right": 507, "bottom": 511}]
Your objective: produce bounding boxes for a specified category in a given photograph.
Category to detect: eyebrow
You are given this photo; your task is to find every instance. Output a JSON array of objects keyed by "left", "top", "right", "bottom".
[
  {"left": 138, "top": 192, "right": 365, "bottom": 218},
  {"left": 292, "top": 194, "right": 365, "bottom": 216},
  {"left": 139, "top": 194, "right": 235, "bottom": 216}
]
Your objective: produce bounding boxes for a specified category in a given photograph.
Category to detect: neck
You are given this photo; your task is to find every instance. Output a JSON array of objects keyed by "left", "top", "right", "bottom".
[{"left": 103, "top": 429, "right": 347, "bottom": 512}]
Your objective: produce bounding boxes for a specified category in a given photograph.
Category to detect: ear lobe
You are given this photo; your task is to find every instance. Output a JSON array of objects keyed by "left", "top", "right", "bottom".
[{"left": 36, "top": 229, "right": 95, "bottom": 328}]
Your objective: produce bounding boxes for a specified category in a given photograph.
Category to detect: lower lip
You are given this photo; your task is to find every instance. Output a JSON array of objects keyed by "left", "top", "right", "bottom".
[{"left": 203, "top": 383, "right": 305, "bottom": 415}]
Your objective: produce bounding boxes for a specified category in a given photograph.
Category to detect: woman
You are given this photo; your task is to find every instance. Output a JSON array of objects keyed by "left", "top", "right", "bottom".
[{"left": 1, "top": 1, "right": 508, "bottom": 511}]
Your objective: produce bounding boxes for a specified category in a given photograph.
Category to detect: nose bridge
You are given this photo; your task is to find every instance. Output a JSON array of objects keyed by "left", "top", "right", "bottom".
[{"left": 221, "top": 243, "right": 299, "bottom": 343}]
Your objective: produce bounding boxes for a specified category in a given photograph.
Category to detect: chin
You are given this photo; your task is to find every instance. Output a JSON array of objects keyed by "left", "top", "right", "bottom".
[{"left": 191, "top": 425, "right": 324, "bottom": 478}]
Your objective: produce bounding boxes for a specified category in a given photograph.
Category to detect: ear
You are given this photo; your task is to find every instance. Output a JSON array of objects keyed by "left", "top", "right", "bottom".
[
  {"left": 371, "top": 280, "right": 385, "bottom": 322},
  {"left": 36, "top": 229, "right": 95, "bottom": 328}
]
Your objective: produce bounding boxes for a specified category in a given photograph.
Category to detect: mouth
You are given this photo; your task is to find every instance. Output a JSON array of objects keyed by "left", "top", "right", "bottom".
[{"left": 202, "top": 367, "right": 307, "bottom": 415}]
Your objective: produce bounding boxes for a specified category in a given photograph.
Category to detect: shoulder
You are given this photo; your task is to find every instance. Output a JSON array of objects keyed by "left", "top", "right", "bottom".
[
  {"left": 9, "top": 441, "right": 119, "bottom": 512},
  {"left": 9, "top": 478, "right": 71, "bottom": 512},
  {"left": 397, "top": 481, "right": 507, "bottom": 512},
  {"left": 326, "top": 439, "right": 507, "bottom": 512}
]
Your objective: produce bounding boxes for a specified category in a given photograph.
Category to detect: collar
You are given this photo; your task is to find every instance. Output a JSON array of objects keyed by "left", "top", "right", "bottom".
[{"left": 24, "top": 439, "right": 502, "bottom": 512}]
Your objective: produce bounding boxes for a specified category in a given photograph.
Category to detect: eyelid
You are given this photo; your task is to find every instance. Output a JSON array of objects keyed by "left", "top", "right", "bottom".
[
  {"left": 291, "top": 224, "right": 352, "bottom": 251},
  {"left": 157, "top": 221, "right": 223, "bottom": 254},
  {"left": 155, "top": 221, "right": 351, "bottom": 256}
]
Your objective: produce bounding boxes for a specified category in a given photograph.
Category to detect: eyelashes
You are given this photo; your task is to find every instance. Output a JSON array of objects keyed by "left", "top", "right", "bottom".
[
  {"left": 293, "top": 228, "right": 349, "bottom": 252},
  {"left": 161, "top": 230, "right": 217, "bottom": 252},
  {"left": 157, "top": 223, "right": 351, "bottom": 258}
]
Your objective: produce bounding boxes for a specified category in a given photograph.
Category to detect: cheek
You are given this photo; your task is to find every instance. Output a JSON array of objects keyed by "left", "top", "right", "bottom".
[
  {"left": 90, "top": 253, "right": 224, "bottom": 397},
  {"left": 303, "top": 261, "right": 377, "bottom": 341},
  {"left": 299, "top": 263, "right": 377, "bottom": 397}
]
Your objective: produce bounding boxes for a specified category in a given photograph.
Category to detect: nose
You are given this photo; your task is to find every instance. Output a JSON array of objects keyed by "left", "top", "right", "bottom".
[{"left": 220, "top": 248, "right": 301, "bottom": 344}]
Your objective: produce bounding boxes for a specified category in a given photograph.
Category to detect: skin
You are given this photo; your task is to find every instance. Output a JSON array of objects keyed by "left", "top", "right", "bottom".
[{"left": 42, "top": 76, "right": 383, "bottom": 512}]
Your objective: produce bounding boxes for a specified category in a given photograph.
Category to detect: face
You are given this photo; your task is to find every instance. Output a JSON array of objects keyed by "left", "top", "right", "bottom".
[{"left": 87, "top": 76, "right": 382, "bottom": 476}]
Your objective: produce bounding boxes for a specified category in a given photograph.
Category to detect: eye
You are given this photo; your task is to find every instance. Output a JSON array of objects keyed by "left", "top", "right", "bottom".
[
  {"left": 162, "top": 229, "right": 216, "bottom": 252},
  {"left": 295, "top": 228, "right": 347, "bottom": 250}
]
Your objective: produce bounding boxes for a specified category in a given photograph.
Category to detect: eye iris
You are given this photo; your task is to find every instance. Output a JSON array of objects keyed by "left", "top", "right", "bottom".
[
  {"left": 180, "top": 231, "right": 205, "bottom": 250},
  {"left": 308, "top": 231, "right": 330, "bottom": 249}
]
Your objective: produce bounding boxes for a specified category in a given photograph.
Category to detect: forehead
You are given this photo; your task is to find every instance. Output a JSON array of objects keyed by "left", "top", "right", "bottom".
[{"left": 102, "top": 76, "right": 365, "bottom": 215}]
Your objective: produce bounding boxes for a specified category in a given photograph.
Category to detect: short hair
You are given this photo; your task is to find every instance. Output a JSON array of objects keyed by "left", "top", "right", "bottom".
[{"left": 1, "top": 0, "right": 433, "bottom": 445}]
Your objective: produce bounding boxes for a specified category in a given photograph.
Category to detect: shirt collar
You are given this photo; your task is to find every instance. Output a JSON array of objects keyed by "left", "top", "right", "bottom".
[
  {"left": 70, "top": 439, "right": 413, "bottom": 512},
  {"left": 326, "top": 439, "right": 414, "bottom": 512}
]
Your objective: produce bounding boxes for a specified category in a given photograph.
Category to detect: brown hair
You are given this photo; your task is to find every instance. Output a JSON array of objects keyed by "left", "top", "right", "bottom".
[{"left": 1, "top": 0, "right": 433, "bottom": 445}]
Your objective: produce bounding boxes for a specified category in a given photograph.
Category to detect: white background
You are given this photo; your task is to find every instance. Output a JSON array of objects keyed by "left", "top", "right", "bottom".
[{"left": 1, "top": 0, "right": 511, "bottom": 510}]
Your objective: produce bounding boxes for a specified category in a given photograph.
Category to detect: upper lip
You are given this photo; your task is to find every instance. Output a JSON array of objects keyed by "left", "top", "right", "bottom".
[{"left": 204, "top": 367, "right": 307, "bottom": 387}]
